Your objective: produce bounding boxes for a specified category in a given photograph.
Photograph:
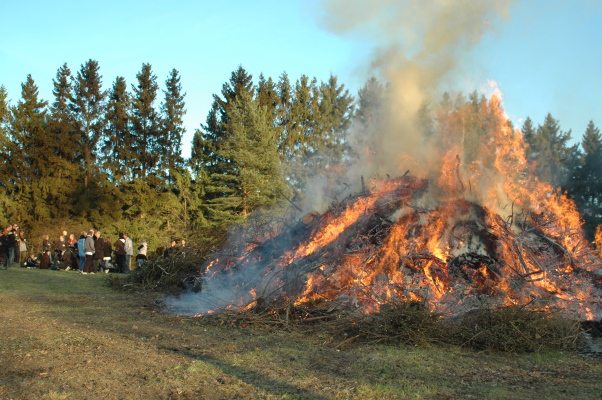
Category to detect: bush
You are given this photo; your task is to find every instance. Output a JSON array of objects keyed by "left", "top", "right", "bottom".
[{"left": 444, "top": 305, "right": 583, "bottom": 352}]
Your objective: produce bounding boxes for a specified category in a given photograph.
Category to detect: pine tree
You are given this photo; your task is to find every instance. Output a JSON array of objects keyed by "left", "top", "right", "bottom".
[
  {"left": 9, "top": 75, "right": 52, "bottom": 222},
  {"left": 46, "top": 63, "right": 81, "bottom": 218},
  {"left": 131, "top": 63, "right": 160, "bottom": 181},
  {"left": 70, "top": 59, "right": 106, "bottom": 189},
  {"left": 102, "top": 76, "right": 132, "bottom": 182},
  {"left": 523, "top": 113, "right": 576, "bottom": 188},
  {"left": 159, "top": 68, "right": 186, "bottom": 184},
  {"left": 0, "top": 86, "right": 10, "bottom": 137},
  {"left": 317, "top": 74, "right": 354, "bottom": 164},
  {"left": 49, "top": 63, "right": 77, "bottom": 159},
  {"left": 199, "top": 66, "right": 255, "bottom": 219},
  {"left": 279, "top": 74, "right": 319, "bottom": 193},
  {"left": 275, "top": 72, "right": 293, "bottom": 159},
  {"left": 521, "top": 117, "right": 535, "bottom": 145},
  {"left": 569, "top": 121, "right": 602, "bottom": 237},
  {"left": 0, "top": 85, "right": 12, "bottom": 222},
  {"left": 206, "top": 90, "right": 284, "bottom": 220},
  {"left": 256, "top": 74, "right": 278, "bottom": 113},
  {"left": 355, "top": 77, "right": 386, "bottom": 128}
]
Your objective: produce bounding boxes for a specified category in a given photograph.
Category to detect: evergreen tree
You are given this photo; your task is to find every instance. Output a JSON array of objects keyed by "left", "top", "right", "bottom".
[
  {"left": 523, "top": 113, "right": 577, "bottom": 188},
  {"left": 521, "top": 117, "right": 535, "bottom": 145},
  {"left": 279, "top": 74, "right": 319, "bottom": 193},
  {"left": 275, "top": 72, "right": 293, "bottom": 158},
  {"left": 206, "top": 90, "right": 284, "bottom": 221},
  {"left": 102, "top": 76, "right": 133, "bottom": 182},
  {"left": 317, "top": 74, "right": 354, "bottom": 156},
  {"left": 131, "top": 63, "right": 160, "bottom": 181},
  {"left": 46, "top": 63, "right": 81, "bottom": 218},
  {"left": 159, "top": 68, "right": 186, "bottom": 184},
  {"left": 198, "top": 66, "right": 255, "bottom": 212},
  {"left": 569, "top": 121, "right": 602, "bottom": 237},
  {"left": 8, "top": 75, "right": 52, "bottom": 222},
  {"left": 0, "top": 86, "right": 12, "bottom": 222},
  {"left": 0, "top": 86, "right": 10, "bottom": 137},
  {"left": 256, "top": 74, "right": 278, "bottom": 113},
  {"left": 49, "top": 63, "right": 76, "bottom": 159},
  {"left": 70, "top": 59, "right": 106, "bottom": 188},
  {"left": 355, "top": 77, "right": 386, "bottom": 128}
]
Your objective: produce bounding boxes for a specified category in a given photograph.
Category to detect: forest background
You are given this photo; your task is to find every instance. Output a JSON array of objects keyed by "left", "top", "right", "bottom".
[{"left": 1, "top": 61, "right": 601, "bottom": 256}]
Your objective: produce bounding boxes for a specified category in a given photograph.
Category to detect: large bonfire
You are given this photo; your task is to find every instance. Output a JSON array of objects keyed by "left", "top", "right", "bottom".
[{"left": 168, "top": 96, "right": 602, "bottom": 321}]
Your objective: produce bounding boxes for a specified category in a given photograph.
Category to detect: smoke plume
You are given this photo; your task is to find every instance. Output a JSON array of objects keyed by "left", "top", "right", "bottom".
[{"left": 318, "top": 0, "right": 516, "bottom": 185}]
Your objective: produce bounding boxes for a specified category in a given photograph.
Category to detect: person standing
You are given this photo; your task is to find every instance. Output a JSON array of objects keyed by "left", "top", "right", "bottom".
[
  {"left": 93, "top": 231, "right": 105, "bottom": 272},
  {"left": 76, "top": 232, "right": 86, "bottom": 272},
  {"left": 7, "top": 224, "right": 17, "bottom": 267},
  {"left": 67, "top": 233, "right": 76, "bottom": 247},
  {"left": 54, "top": 235, "right": 66, "bottom": 269},
  {"left": 114, "top": 234, "right": 126, "bottom": 273},
  {"left": 18, "top": 231, "right": 27, "bottom": 267},
  {"left": 0, "top": 227, "right": 10, "bottom": 269},
  {"left": 103, "top": 236, "right": 113, "bottom": 272},
  {"left": 42, "top": 234, "right": 52, "bottom": 265},
  {"left": 124, "top": 233, "right": 133, "bottom": 273},
  {"left": 83, "top": 229, "right": 95, "bottom": 274},
  {"left": 12, "top": 224, "right": 21, "bottom": 265},
  {"left": 136, "top": 240, "right": 148, "bottom": 268}
]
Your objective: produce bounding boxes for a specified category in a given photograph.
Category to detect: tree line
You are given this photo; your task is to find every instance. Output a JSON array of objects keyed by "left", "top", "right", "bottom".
[{"left": 0, "top": 60, "right": 601, "bottom": 252}]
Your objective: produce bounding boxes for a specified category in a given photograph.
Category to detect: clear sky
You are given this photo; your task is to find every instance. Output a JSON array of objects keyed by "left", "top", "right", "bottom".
[{"left": 1, "top": 0, "right": 601, "bottom": 157}]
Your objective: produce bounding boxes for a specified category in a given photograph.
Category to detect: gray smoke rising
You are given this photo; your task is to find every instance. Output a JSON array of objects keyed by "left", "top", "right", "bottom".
[
  {"left": 318, "top": 0, "right": 516, "bottom": 183},
  {"left": 164, "top": 1, "right": 520, "bottom": 316}
]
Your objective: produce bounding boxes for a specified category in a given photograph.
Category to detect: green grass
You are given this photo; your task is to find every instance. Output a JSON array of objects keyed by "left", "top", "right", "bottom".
[{"left": 0, "top": 267, "right": 601, "bottom": 400}]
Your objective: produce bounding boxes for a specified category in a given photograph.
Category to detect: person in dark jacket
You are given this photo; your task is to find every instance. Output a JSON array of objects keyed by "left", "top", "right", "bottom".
[
  {"left": 7, "top": 224, "right": 17, "bottom": 267},
  {"left": 114, "top": 234, "right": 126, "bottom": 273},
  {"left": 103, "top": 236, "right": 113, "bottom": 272},
  {"left": 25, "top": 254, "right": 39, "bottom": 268},
  {"left": 40, "top": 250, "right": 51, "bottom": 269},
  {"left": 0, "top": 226, "right": 10, "bottom": 269},
  {"left": 93, "top": 231, "right": 105, "bottom": 272}
]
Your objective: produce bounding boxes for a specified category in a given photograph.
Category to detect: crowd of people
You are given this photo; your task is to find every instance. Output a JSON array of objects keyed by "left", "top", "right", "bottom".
[{"left": 0, "top": 225, "right": 150, "bottom": 274}]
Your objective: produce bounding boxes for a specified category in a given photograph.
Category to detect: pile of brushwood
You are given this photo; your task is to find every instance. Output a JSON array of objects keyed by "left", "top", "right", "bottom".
[
  {"left": 107, "top": 230, "right": 228, "bottom": 292},
  {"left": 199, "top": 300, "right": 585, "bottom": 353}
]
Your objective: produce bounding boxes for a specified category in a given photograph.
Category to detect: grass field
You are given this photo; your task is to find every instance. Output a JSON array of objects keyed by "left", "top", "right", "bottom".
[{"left": 0, "top": 268, "right": 601, "bottom": 399}]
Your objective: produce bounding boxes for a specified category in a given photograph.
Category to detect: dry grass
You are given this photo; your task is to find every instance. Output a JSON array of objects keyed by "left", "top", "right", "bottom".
[{"left": 1, "top": 268, "right": 602, "bottom": 399}]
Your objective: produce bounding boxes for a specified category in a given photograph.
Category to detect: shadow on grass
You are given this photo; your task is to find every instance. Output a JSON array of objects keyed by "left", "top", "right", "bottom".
[{"left": 158, "top": 345, "right": 332, "bottom": 400}]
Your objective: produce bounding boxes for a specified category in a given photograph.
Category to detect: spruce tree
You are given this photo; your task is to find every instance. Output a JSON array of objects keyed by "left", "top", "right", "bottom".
[
  {"left": 9, "top": 75, "right": 52, "bottom": 222},
  {"left": 131, "top": 63, "right": 160, "bottom": 181},
  {"left": 102, "top": 76, "right": 133, "bottom": 182},
  {"left": 206, "top": 90, "right": 284, "bottom": 220},
  {"left": 47, "top": 63, "right": 81, "bottom": 217},
  {"left": 199, "top": 66, "right": 255, "bottom": 221},
  {"left": 159, "top": 68, "right": 186, "bottom": 184},
  {"left": 569, "top": 121, "right": 602, "bottom": 237},
  {"left": 317, "top": 74, "right": 354, "bottom": 164},
  {"left": 279, "top": 74, "right": 319, "bottom": 194},
  {"left": 70, "top": 59, "right": 106, "bottom": 188},
  {"left": 256, "top": 74, "right": 278, "bottom": 113},
  {"left": 0, "top": 86, "right": 10, "bottom": 137},
  {"left": 523, "top": 113, "right": 576, "bottom": 188}
]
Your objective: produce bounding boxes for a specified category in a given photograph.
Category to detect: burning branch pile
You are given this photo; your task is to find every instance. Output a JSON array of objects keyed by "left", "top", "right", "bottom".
[
  {"left": 165, "top": 96, "right": 602, "bottom": 326},
  {"left": 168, "top": 174, "right": 602, "bottom": 322}
]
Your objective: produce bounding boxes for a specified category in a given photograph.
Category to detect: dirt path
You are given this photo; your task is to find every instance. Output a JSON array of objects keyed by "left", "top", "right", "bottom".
[{"left": 1, "top": 268, "right": 601, "bottom": 400}]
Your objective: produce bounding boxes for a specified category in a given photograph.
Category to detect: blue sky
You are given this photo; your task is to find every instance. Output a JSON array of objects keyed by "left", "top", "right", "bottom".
[{"left": 1, "top": 0, "right": 601, "bottom": 157}]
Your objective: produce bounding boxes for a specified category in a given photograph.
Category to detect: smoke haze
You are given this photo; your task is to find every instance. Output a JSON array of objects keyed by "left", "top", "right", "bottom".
[{"left": 318, "top": 0, "right": 516, "bottom": 184}]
